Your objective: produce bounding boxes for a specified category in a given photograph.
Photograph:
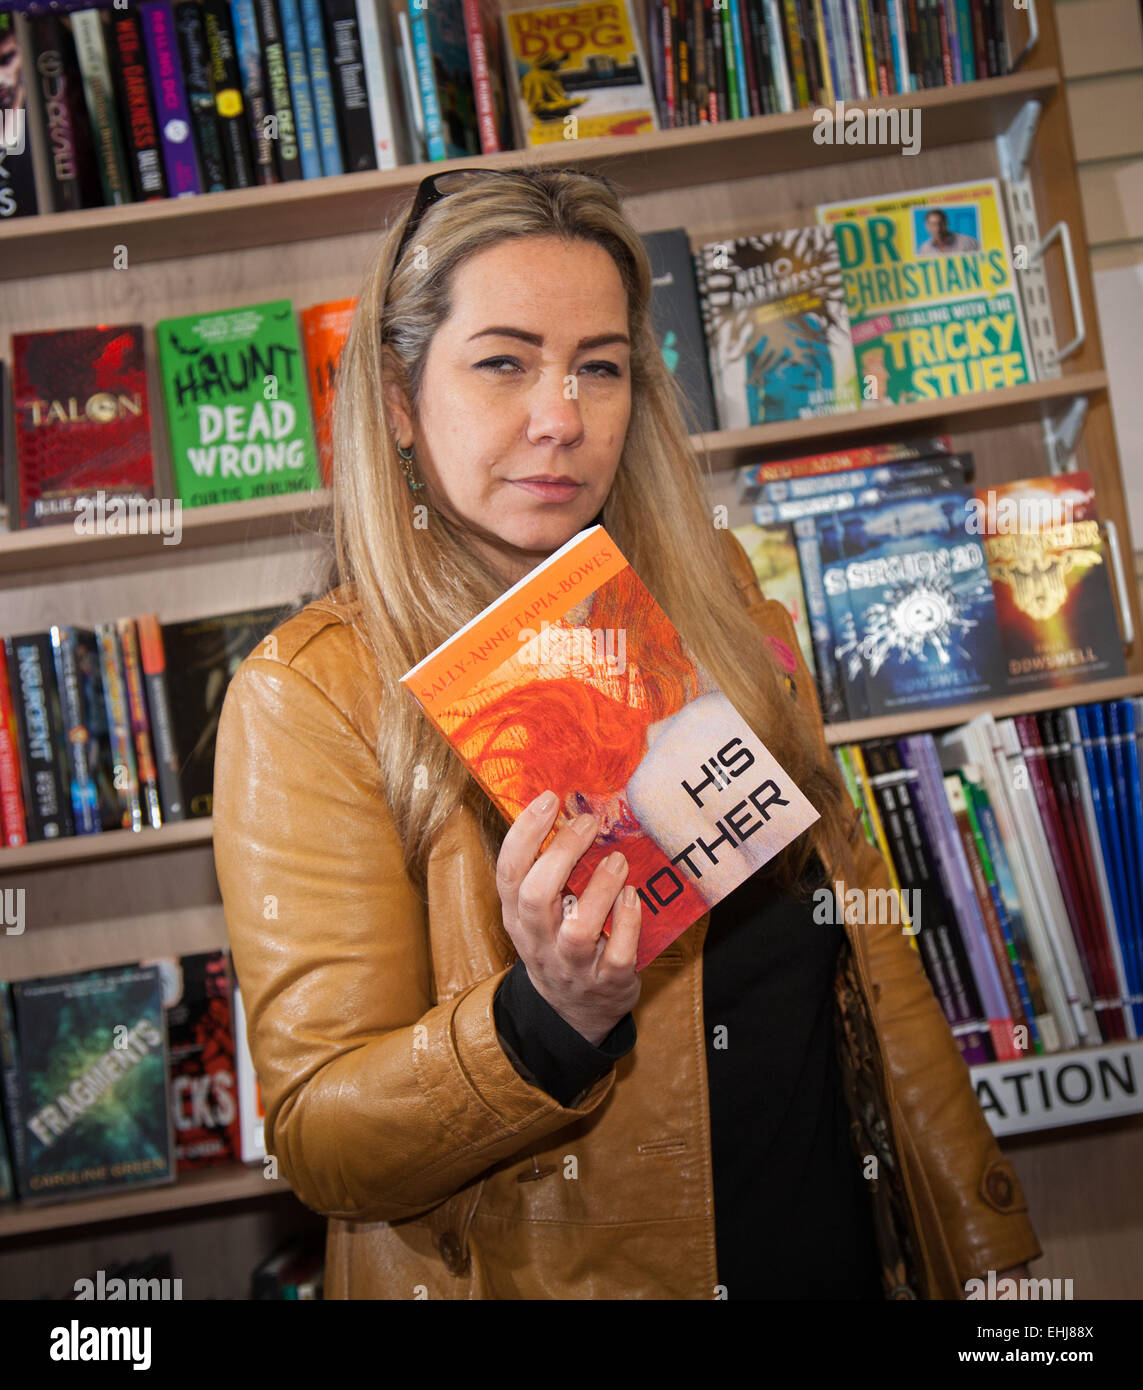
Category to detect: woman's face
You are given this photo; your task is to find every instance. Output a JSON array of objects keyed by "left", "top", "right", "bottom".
[{"left": 389, "top": 235, "right": 632, "bottom": 585}]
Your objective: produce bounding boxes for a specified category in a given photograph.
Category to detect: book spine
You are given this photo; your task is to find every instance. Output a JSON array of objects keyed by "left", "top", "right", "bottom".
[
  {"left": 94, "top": 621, "right": 143, "bottom": 833},
  {"left": 135, "top": 615, "right": 187, "bottom": 822},
  {"left": 765, "top": 0, "right": 795, "bottom": 112},
  {"left": 903, "top": 0, "right": 921, "bottom": 89},
  {"left": 738, "top": 0, "right": 763, "bottom": 116},
  {"left": 781, "top": 0, "right": 810, "bottom": 105},
  {"left": 967, "top": 0, "right": 988, "bottom": 79},
  {"left": 5, "top": 636, "right": 73, "bottom": 841},
  {"left": 174, "top": 0, "right": 228, "bottom": 192},
  {"left": 1113, "top": 701, "right": 1143, "bottom": 1032},
  {"left": 657, "top": 0, "right": 674, "bottom": 124},
  {"left": 359, "top": 0, "right": 403, "bottom": 167},
  {"left": 141, "top": 0, "right": 203, "bottom": 195},
  {"left": 298, "top": 0, "right": 343, "bottom": 172},
  {"left": 935, "top": 0, "right": 953, "bottom": 83},
  {"left": 26, "top": 17, "right": 88, "bottom": 212},
  {"left": 108, "top": 10, "right": 169, "bottom": 200},
  {"left": 203, "top": 0, "right": 257, "bottom": 186},
  {"left": 874, "top": 0, "right": 893, "bottom": 93},
  {"left": 116, "top": 620, "right": 162, "bottom": 832},
  {"left": 954, "top": 0, "right": 974, "bottom": 78},
  {"left": 842, "top": 0, "right": 867, "bottom": 97},
  {"left": 792, "top": 518, "right": 846, "bottom": 724},
  {"left": 277, "top": 0, "right": 322, "bottom": 177},
  {"left": 49, "top": 627, "right": 101, "bottom": 835},
  {"left": 320, "top": 0, "right": 375, "bottom": 170},
  {"left": 1, "top": 14, "right": 40, "bottom": 218},
  {"left": 707, "top": 0, "right": 726, "bottom": 118},
  {"left": 409, "top": 0, "right": 445, "bottom": 156},
  {"left": 665, "top": 0, "right": 680, "bottom": 124},
  {"left": 462, "top": 0, "right": 499, "bottom": 149},
  {"left": 1104, "top": 702, "right": 1143, "bottom": 1024},
  {"left": 0, "top": 983, "right": 27, "bottom": 1197},
  {"left": 70, "top": 9, "right": 133, "bottom": 204},
  {"left": 254, "top": 0, "right": 302, "bottom": 178},
  {"left": 229, "top": 0, "right": 278, "bottom": 182},
  {"left": 818, "top": 0, "right": 844, "bottom": 98},
  {"left": 901, "top": 734, "right": 1018, "bottom": 1059},
  {"left": 945, "top": 0, "right": 963, "bottom": 81},
  {"left": 982, "top": 0, "right": 1005, "bottom": 74},
  {"left": 0, "top": 655, "right": 28, "bottom": 846},
  {"left": 681, "top": 0, "right": 696, "bottom": 122},
  {"left": 690, "top": 0, "right": 709, "bottom": 120}
]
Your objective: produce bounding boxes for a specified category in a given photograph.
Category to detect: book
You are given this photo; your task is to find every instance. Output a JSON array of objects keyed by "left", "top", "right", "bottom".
[
  {"left": 400, "top": 525, "right": 820, "bottom": 969},
  {"left": 50, "top": 626, "right": 116, "bottom": 836},
  {"left": 70, "top": 8, "right": 133, "bottom": 205},
  {"left": 6, "top": 633, "right": 75, "bottom": 841},
  {"left": 300, "top": 297, "right": 357, "bottom": 487},
  {"left": 695, "top": 225, "right": 858, "bottom": 428},
  {"left": 501, "top": 0, "right": 658, "bottom": 146},
  {"left": 12, "top": 323, "right": 154, "bottom": 529},
  {"left": 161, "top": 605, "right": 287, "bottom": 817},
  {"left": 203, "top": 0, "right": 257, "bottom": 187},
  {"left": 734, "top": 435, "right": 952, "bottom": 501},
  {"left": 0, "top": 962, "right": 174, "bottom": 1204},
  {"left": 816, "top": 178, "right": 1034, "bottom": 405},
  {"left": 94, "top": 620, "right": 143, "bottom": 833},
  {"left": 232, "top": 980, "right": 266, "bottom": 1162},
  {"left": 277, "top": 0, "right": 323, "bottom": 178},
  {"left": 357, "top": 0, "right": 409, "bottom": 169},
  {"left": 464, "top": 0, "right": 513, "bottom": 153},
  {"left": 135, "top": 614, "right": 187, "bottom": 823},
  {"left": 0, "top": 652, "right": 28, "bottom": 846},
  {"left": 0, "top": 13, "right": 40, "bottom": 218},
  {"left": 25, "top": 14, "right": 104, "bottom": 212},
  {"left": 973, "top": 471, "right": 1127, "bottom": 691},
  {"left": 118, "top": 618, "right": 164, "bottom": 830},
  {"left": 140, "top": 0, "right": 203, "bottom": 196},
  {"left": 106, "top": 8, "right": 169, "bottom": 200},
  {"left": 174, "top": 0, "right": 229, "bottom": 192},
  {"left": 156, "top": 298, "right": 320, "bottom": 507},
  {"left": 639, "top": 228, "right": 718, "bottom": 436},
  {"left": 409, "top": 0, "right": 480, "bottom": 161},
  {"left": 254, "top": 0, "right": 303, "bottom": 180},
  {"left": 298, "top": 0, "right": 343, "bottom": 174},
  {"left": 153, "top": 950, "right": 240, "bottom": 1169},
  {"left": 230, "top": 0, "right": 279, "bottom": 183},
  {"left": 321, "top": 0, "right": 376, "bottom": 170},
  {"left": 730, "top": 520, "right": 815, "bottom": 675}
]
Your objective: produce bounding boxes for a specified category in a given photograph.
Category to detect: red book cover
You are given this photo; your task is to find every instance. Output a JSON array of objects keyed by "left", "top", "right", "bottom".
[
  {"left": 1013, "top": 714, "right": 1122, "bottom": 1041},
  {"left": 12, "top": 324, "right": 154, "bottom": 529},
  {"left": 0, "top": 655, "right": 28, "bottom": 847},
  {"left": 117, "top": 618, "right": 163, "bottom": 830},
  {"left": 400, "top": 525, "right": 819, "bottom": 970},
  {"left": 150, "top": 950, "right": 241, "bottom": 1171},
  {"left": 975, "top": 471, "right": 1127, "bottom": 691},
  {"left": 463, "top": 0, "right": 512, "bottom": 152},
  {"left": 301, "top": 299, "right": 357, "bottom": 488}
]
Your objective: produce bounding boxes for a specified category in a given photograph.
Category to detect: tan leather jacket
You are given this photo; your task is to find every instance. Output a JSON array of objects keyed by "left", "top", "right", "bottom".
[{"left": 212, "top": 530, "right": 1042, "bottom": 1299}]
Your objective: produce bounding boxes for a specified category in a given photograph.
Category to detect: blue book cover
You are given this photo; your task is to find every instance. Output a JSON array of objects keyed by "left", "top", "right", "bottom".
[
  {"left": 817, "top": 508, "right": 869, "bottom": 720},
  {"left": 300, "top": 0, "right": 343, "bottom": 174},
  {"left": 824, "top": 488, "right": 1007, "bottom": 716},
  {"left": 1107, "top": 701, "right": 1143, "bottom": 1020},
  {"left": 277, "top": 0, "right": 323, "bottom": 177},
  {"left": 423, "top": 0, "right": 479, "bottom": 160},
  {"left": 793, "top": 516, "right": 847, "bottom": 724},
  {"left": 410, "top": 0, "right": 446, "bottom": 160},
  {"left": 726, "top": 0, "right": 752, "bottom": 118}
]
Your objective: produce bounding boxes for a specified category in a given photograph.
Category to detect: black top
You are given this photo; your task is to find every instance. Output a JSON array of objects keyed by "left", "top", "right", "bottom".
[{"left": 493, "top": 859, "right": 884, "bottom": 1300}]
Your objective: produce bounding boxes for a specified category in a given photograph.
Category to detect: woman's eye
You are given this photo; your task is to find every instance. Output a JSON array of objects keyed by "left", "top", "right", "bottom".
[
  {"left": 475, "top": 357, "right": 522, "bottom": 374},
  {"left": 582, "top": 361, "right": 621, "bottom": 377}
]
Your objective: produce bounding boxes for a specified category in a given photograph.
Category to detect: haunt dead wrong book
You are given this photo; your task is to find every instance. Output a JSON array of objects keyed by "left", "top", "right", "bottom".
[{"left": 400, "top": 526, "right": 819, "bottom": 970}]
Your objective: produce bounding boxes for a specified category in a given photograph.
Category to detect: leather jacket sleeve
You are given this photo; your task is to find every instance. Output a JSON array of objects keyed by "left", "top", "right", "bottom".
[
  {"left": 720, "top": 531, "right": 1043, "bottom": 1288},
  {"left": 212, "top": 649, "right": 621, "bottom": 1225}
]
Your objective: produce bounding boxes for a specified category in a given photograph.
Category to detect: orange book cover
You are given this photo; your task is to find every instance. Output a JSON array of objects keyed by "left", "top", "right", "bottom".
[
  {"left": 401, "top": 525, "right": 819, "bottom": 969},
  {"left": 301, "top": 299, "right": 357, "bottom": 487}
]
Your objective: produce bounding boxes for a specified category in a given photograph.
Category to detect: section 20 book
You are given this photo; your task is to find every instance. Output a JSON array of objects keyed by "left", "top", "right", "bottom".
[
  {"left": 400, "top": 526, "right": 819, "bottom": 969},
  {"left": 816, "top": 180, "right": 1034, "bottom": 404},
  {"left": 156, "top": 299, "right": 319, "bottom": 507}
]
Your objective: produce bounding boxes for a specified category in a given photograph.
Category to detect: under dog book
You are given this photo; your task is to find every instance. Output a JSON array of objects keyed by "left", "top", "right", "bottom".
[{"left": 400, "top": 526, "right": 819, "bottom": 970}]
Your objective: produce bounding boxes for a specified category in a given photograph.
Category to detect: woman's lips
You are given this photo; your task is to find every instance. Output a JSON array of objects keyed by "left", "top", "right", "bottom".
[{"left": 509, "top": 478, "right": 583, "bottom": 502}]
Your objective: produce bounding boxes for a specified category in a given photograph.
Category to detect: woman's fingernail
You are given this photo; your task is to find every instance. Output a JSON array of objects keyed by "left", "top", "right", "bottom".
[
  {"left": 533, "top": 790, "right": 557, "bottom": 815},
  {"left": 603, "top": 850, "right": 626, "bottom": 874},
  {"left": 620, "top": 885, "right": 638, "bottom": 909},
  {"left": 571, "top": 812, "right": 598, "bottom": 836}
]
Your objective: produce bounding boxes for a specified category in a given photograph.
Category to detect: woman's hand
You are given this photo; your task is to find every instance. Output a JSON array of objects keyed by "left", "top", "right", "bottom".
[{"left": 496, "top": 788, "right": 642, "bottom": 1046}]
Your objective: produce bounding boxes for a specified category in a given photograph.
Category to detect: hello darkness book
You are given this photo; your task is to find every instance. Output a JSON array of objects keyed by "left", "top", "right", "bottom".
[{"left": 400, "top": 526, "right": 819, "bottom": 970}]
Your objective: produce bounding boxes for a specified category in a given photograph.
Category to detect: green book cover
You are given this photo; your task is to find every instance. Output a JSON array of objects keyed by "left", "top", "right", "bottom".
[
  {"left": 156, "top": 299, "right": 319, "bottom": 508},
  {"left": 7, "top": 963, "right": 174, "bottom": 1203}
]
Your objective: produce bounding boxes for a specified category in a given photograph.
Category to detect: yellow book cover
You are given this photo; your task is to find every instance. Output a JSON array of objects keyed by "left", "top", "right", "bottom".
[
  {"left": 500, "top": 0, "right": 659, "bottom": 146},
  {"left": 401, "top": 525, "right": 819, "bottom": 969}
]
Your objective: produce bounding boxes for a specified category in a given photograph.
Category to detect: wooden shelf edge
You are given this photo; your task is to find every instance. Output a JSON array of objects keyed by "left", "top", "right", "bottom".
[
  {"left": 824, "top": 672, "right": 1143, "bottom": 746},
  {"left": 0, "top": 819, "right": 214, "bottom": 873},
  {"left": 0, "top": 69, "right": 1060, "bottom": 279},
  {"left": 0, "top": 1164, "right": 293, "bottom": 1240}
]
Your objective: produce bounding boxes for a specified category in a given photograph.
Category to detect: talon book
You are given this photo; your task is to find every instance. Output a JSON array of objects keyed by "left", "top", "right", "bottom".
[{"left": 400, "top": 525, "right": 819, "bottom": 970}]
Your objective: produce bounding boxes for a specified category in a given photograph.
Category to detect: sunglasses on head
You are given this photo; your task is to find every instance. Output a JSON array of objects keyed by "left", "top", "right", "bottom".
[{"left": 390, "top": 165, "right": 618, "bottom": 270}]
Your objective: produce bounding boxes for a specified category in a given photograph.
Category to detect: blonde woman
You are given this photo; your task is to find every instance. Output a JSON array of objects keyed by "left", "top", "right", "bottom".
[{"left": 212, "top": 167, "right": 1041, "bottom": 1299}]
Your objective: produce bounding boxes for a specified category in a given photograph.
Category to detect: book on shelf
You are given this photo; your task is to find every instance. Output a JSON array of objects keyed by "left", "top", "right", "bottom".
[
  {"left": 730, "top": 519, "right": 816, "bottom": 676},
  {"left": 500, "top": 0, "right": 658, "bottom": 146},
  {"left": 107, "top": 6, "right": 169, "bottom": 201},
  {"left": 230, "top": 0, "right": 278, "bottom": 184},
  {"left": 11, "top": 323, "right": 154, "bottom": 530},
  {"left": 816, "top": 178, "right": 1035, "bottom": 405},
  {"left": 232, "top": 979, "right": 266, "bottom": 1162},
  {"left": 0, "top": 12, "right": 40, "bottom": 219},
  {"left": 735, "top": 437, "right": 952, "bottom": 503},
  {"left": 300, "top": 297, "right": 358, "bottom": 487},
  {"left": 400, "top": 524, "right": 820, "bottom": 970},
  {"left": 140, "top": 0, "right": 203, "bottom": 196},
  {"left": 694, "top": 225, "right": 859, "bottom": 429},
  {"left": 202, "top": 0, "right": 258, "bottom": 187},
  {"left": 0, "top": 963, "right": 175, "bottom": 1206},
  {"left": 156, "top": 299, "right": 320, "bottom": 508},
  {"left": 641, "top": 227, "right": 718, "bottom": 437}
]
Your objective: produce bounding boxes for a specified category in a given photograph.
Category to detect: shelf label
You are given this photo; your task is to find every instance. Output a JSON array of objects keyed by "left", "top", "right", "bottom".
[{"left": 970, "top": 1039, "right": 1143, "bottom": 1137}]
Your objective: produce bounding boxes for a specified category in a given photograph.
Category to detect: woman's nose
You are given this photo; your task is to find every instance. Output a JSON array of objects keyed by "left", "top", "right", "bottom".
[{"left": 525, "top": 376, "right": 586, "bottom": 447}]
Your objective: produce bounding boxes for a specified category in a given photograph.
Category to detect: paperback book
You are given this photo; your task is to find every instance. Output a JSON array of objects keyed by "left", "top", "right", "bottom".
[{"left": 400, "top": 525, "right": 819, "bottom": 969}]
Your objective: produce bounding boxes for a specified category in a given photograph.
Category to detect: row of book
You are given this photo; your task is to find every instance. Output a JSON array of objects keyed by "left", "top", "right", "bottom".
[
  {"left": 0, "top": 604, "right": 286, "bottom": 845},
  {"left": 649, "top": 0, "right": 1013, "bottom": 126},
  {"left": 733, "top": 449, "right": 1127, "bottom": 721},
  {"left": 837, "top": 699, "right": 1143, "bottom": 1063},
  {"left": 0, "top": 950, "right": 266, "bottom": 1207},
  {"left": 4, "top": 175, "right": 1035, "bottom": 531}
]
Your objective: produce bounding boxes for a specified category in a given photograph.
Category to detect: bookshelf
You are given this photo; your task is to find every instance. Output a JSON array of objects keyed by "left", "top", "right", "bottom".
[{"left": 1, "top": 0, "right": 1140, "bottom": 1303}]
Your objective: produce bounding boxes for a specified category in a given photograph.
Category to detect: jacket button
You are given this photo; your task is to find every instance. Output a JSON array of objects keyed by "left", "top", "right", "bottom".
[
  {"left": 982, "top": 1165, "right": 1015, "bottom": 1209},
  {"left": 438, "top": 1232, "right": 467, "bottom": 1275}
]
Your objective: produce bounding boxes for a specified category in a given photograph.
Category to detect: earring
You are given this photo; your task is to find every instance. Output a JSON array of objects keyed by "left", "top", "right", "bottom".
[{"left": 397, "top": 440, "right": 424, "bottom": 493}]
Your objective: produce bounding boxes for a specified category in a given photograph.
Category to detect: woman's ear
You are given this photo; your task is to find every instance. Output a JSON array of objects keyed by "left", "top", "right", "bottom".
[{"left": 380, "top": 348, "right": 415, "bottom": 445}]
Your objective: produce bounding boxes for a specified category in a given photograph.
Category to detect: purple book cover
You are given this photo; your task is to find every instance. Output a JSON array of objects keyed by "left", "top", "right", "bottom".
[{"left": 140, "top": 0, "right": 201, "bottom": 196}]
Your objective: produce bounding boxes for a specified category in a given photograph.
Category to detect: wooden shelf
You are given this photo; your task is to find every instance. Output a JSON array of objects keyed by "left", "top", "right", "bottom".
[
  {"left": 0, "top": 376, "right": 1108, "bottom": 575},
  {"left": 0, "top": 69, "right": 1059, "bottom": 280},
  {"left": 0, "top": 818, "right": 213, "bottom": 873},
  {"left": 824, "top": 672, "right": 1143, "bottom": 746},
  {"left": 0, "top": 1164, "right": 294, "bottom": 1240},
  {"left": 0, "top": 490, "right": 331, "bottom": 576}
]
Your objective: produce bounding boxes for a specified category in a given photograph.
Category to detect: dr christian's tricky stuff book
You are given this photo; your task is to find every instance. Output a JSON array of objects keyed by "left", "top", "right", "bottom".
[{"left": 400, "top": 526, "right": 819, "bottom": 969}]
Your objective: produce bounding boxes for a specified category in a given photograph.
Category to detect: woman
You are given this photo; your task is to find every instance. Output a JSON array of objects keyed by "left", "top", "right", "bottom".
[{"left": 212, "top": 166, "right": 1041, "bottom": 1300}]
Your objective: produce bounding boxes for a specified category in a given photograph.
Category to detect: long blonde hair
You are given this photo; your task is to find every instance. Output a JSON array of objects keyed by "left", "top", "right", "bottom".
[{"left": 332, "top": 167, "right": 846, "bottom": 896}]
